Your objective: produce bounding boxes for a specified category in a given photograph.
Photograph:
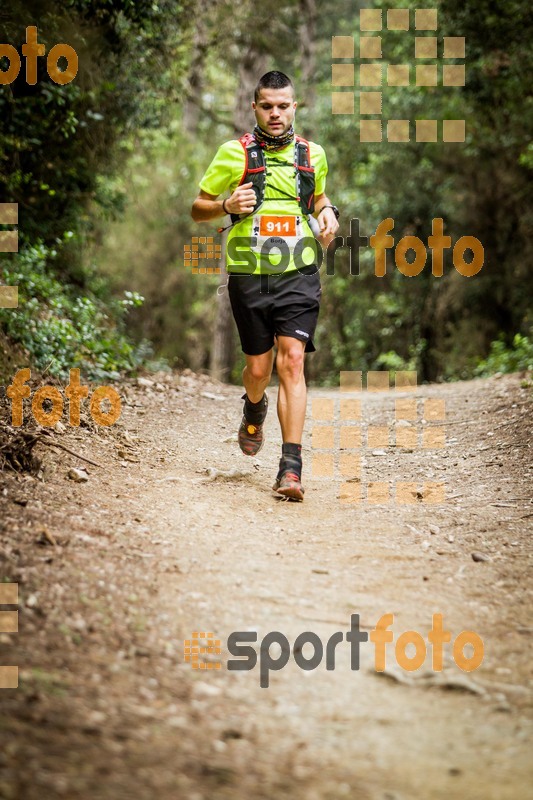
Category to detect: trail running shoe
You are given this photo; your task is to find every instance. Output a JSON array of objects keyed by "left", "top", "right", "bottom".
[
  {"left": 272, "top": 471, "right": 305, "bottom": 502},
  {"left": 238, "top": 393, "right": 268, "bottom": 456}
]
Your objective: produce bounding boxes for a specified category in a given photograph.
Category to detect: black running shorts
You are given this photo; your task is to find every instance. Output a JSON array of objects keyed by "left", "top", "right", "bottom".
[{"left": 227, "top": 265, "right": 321, "bottom": 356}]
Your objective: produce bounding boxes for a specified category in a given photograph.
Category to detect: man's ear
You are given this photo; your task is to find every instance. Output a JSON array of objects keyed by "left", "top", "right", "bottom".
[{"left": 252, "top": 101, "right": 256, "bottom": 111}]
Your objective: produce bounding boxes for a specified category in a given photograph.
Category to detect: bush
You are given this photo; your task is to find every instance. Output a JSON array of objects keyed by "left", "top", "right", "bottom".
[
  {"left": 0, "top": 239, "right": 146, "bottom": 382},
  {"left": 475, "top": 331, "right": 533, "bottom": 376}
]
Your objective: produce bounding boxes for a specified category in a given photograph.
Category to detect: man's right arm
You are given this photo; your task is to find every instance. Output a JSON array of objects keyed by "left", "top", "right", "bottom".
[
  {"left": 191, "top": 183, "right": 257, "bottom": 223},
  {"left": 191, "top": 190, "right": 226, "bottom": 222}
]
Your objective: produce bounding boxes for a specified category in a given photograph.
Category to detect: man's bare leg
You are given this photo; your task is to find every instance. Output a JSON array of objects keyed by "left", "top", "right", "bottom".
[
  {"left": 275, "top": 335, "right": 306, "bottom": 442},
  {"left": 238, "top": 349, "right": 274, "bottom": 457},
  {"left": 272, "top": 336, "right": 306, "bottom": 500},
  {"left": 242, "top": 349, "right": 274, "bottom": 403}
]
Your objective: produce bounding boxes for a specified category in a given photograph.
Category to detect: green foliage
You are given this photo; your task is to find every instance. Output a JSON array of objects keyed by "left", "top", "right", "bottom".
[
  {"left": 0, "top": 1, "right": 190, "bottom": 248},
  {"left": 1, "top": 0, "right": 531, "bottom": 386},
  {"left": 89, "top": 130, "right": 221, "bottom": 372},
  {"left": 0, "top": 0, "right": 193, "bottom": 379},
  {"left": 304, "top": 0, "right": 533, "bottom": 383},
  {"left": 0, "top": 241, "right": 146, "bottom": 381},
  {"left": 475, "top": 331, "right": 533, "bottom": 376}
]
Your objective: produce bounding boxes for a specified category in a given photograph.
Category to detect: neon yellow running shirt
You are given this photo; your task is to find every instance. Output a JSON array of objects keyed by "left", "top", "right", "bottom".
[{"left": 199, "top": 138, "right": 328, "bottom": 275}]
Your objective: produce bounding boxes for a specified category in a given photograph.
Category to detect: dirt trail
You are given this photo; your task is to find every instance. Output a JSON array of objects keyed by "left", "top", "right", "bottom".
[{"left": 0, "top": 371, "right": 531, "bottom": 800}]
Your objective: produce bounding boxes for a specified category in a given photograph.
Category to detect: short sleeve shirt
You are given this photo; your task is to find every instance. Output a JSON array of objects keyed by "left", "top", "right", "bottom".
[{"left": 199, "top": 138, "right": 328, "bottom": 275}]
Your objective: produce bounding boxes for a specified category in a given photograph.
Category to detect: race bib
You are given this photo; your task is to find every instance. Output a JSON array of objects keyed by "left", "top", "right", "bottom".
[{"left": 250, "top": 214, "right": 306, "bottom": 256}]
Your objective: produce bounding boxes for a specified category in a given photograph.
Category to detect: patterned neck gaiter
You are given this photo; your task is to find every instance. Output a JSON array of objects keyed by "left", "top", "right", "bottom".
[{"left": 252, "top": 123, "right": 295, "bottom": 151}]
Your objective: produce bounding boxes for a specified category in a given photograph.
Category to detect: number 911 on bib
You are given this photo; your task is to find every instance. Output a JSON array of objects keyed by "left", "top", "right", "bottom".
[
  {"left": 259, "top": 216, "right": 297, "bottom": 236},
  {"left": 251, "top": 214, "right": 310, "bottom": 256}
]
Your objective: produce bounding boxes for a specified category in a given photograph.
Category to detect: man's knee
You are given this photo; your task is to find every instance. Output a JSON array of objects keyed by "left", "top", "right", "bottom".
[
  {"left": 246, "top": 356, "right": 272, "bottom": 383},
  {"left": 276, "top": 341, "right": 305, "bottom": 379}
]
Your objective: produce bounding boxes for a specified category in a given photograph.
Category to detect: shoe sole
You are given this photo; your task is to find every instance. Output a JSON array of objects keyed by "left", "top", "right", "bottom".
[{"left": 273, "top": 483, "right": 305, "bottom": 502}]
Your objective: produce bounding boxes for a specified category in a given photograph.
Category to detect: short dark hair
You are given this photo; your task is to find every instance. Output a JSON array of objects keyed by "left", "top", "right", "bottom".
[{"left": 254, "top": 71, "right": 294, "bottom": 102}]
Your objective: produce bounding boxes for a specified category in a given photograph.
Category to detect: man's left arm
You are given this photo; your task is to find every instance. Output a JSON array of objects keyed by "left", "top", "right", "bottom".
[
  {"left": 314, "top": 194, "right": 339, "bottom": 245},
  {"left": 312, "top": 145, "right": 339, "bottom": 246}
]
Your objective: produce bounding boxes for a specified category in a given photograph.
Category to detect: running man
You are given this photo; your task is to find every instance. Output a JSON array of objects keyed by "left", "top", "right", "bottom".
[{"left": 191, "top": 70, "right": 339, "bottom": 501}]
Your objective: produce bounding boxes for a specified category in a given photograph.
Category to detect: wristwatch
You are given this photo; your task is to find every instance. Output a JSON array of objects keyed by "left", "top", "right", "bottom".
[{"left": 322, "top": 204, "right": 340, "bottom": 219}]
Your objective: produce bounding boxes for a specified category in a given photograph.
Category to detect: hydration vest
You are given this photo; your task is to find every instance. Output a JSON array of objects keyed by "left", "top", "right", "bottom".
[{"left": 230, "top": 132, "right": 316, "bottom": 225}]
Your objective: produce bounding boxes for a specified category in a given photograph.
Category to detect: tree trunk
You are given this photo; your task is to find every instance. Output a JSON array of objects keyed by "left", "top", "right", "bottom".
[
  {"left": 233, "top": 48, "right": 269, "bottom": 135},
  {"left": 211, "top": 46, "right": 268, "bottom": 382},
  {"left": 298, "top": 0, "right": 317, "bottom": 131},
  {"left": 182, "top": 3, "right": 212, "bottom": 134},
  {"left": 210, "top": 230, "right": 236, "bottom": 382}
]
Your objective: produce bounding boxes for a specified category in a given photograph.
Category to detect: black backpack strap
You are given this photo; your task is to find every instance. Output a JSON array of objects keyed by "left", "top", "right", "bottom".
[
  {"left": 230, "top": 134, "right": 266, "bottom": 224},
  {"left": 295, "top": 136, "right": 315, "bottom": 215}
]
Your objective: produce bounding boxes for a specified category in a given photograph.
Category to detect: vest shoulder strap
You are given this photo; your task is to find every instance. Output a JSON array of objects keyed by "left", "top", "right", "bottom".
[
  {"left": 294, "top": 136, "right": 315, "bottom": 214},
  {"left": 237, "top": 134, "right": 266, "bottom": 184},
  {"left": 231, "top": 134, "right": 266, "bottom": 222},
  {"left": 294, "top": 135, "right": 312, "bottom": 169},
  {"left": 239, "top": 132, "right": 255, "bottom": 148}
]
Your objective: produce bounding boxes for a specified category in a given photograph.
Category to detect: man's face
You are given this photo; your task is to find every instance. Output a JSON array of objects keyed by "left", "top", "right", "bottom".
[{"left": 252, "top": 87, "right": 297, "bottom": 136}]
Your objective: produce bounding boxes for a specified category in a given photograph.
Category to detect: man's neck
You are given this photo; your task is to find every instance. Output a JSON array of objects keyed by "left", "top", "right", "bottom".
[{"left": 252, "top": 123, "right": 295, "bottom": 151}]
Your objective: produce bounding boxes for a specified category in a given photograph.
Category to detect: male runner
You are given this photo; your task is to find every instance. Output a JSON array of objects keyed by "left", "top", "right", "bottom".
[{"left": 191, "top": 71, "right": 339, "bottom": 501}]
